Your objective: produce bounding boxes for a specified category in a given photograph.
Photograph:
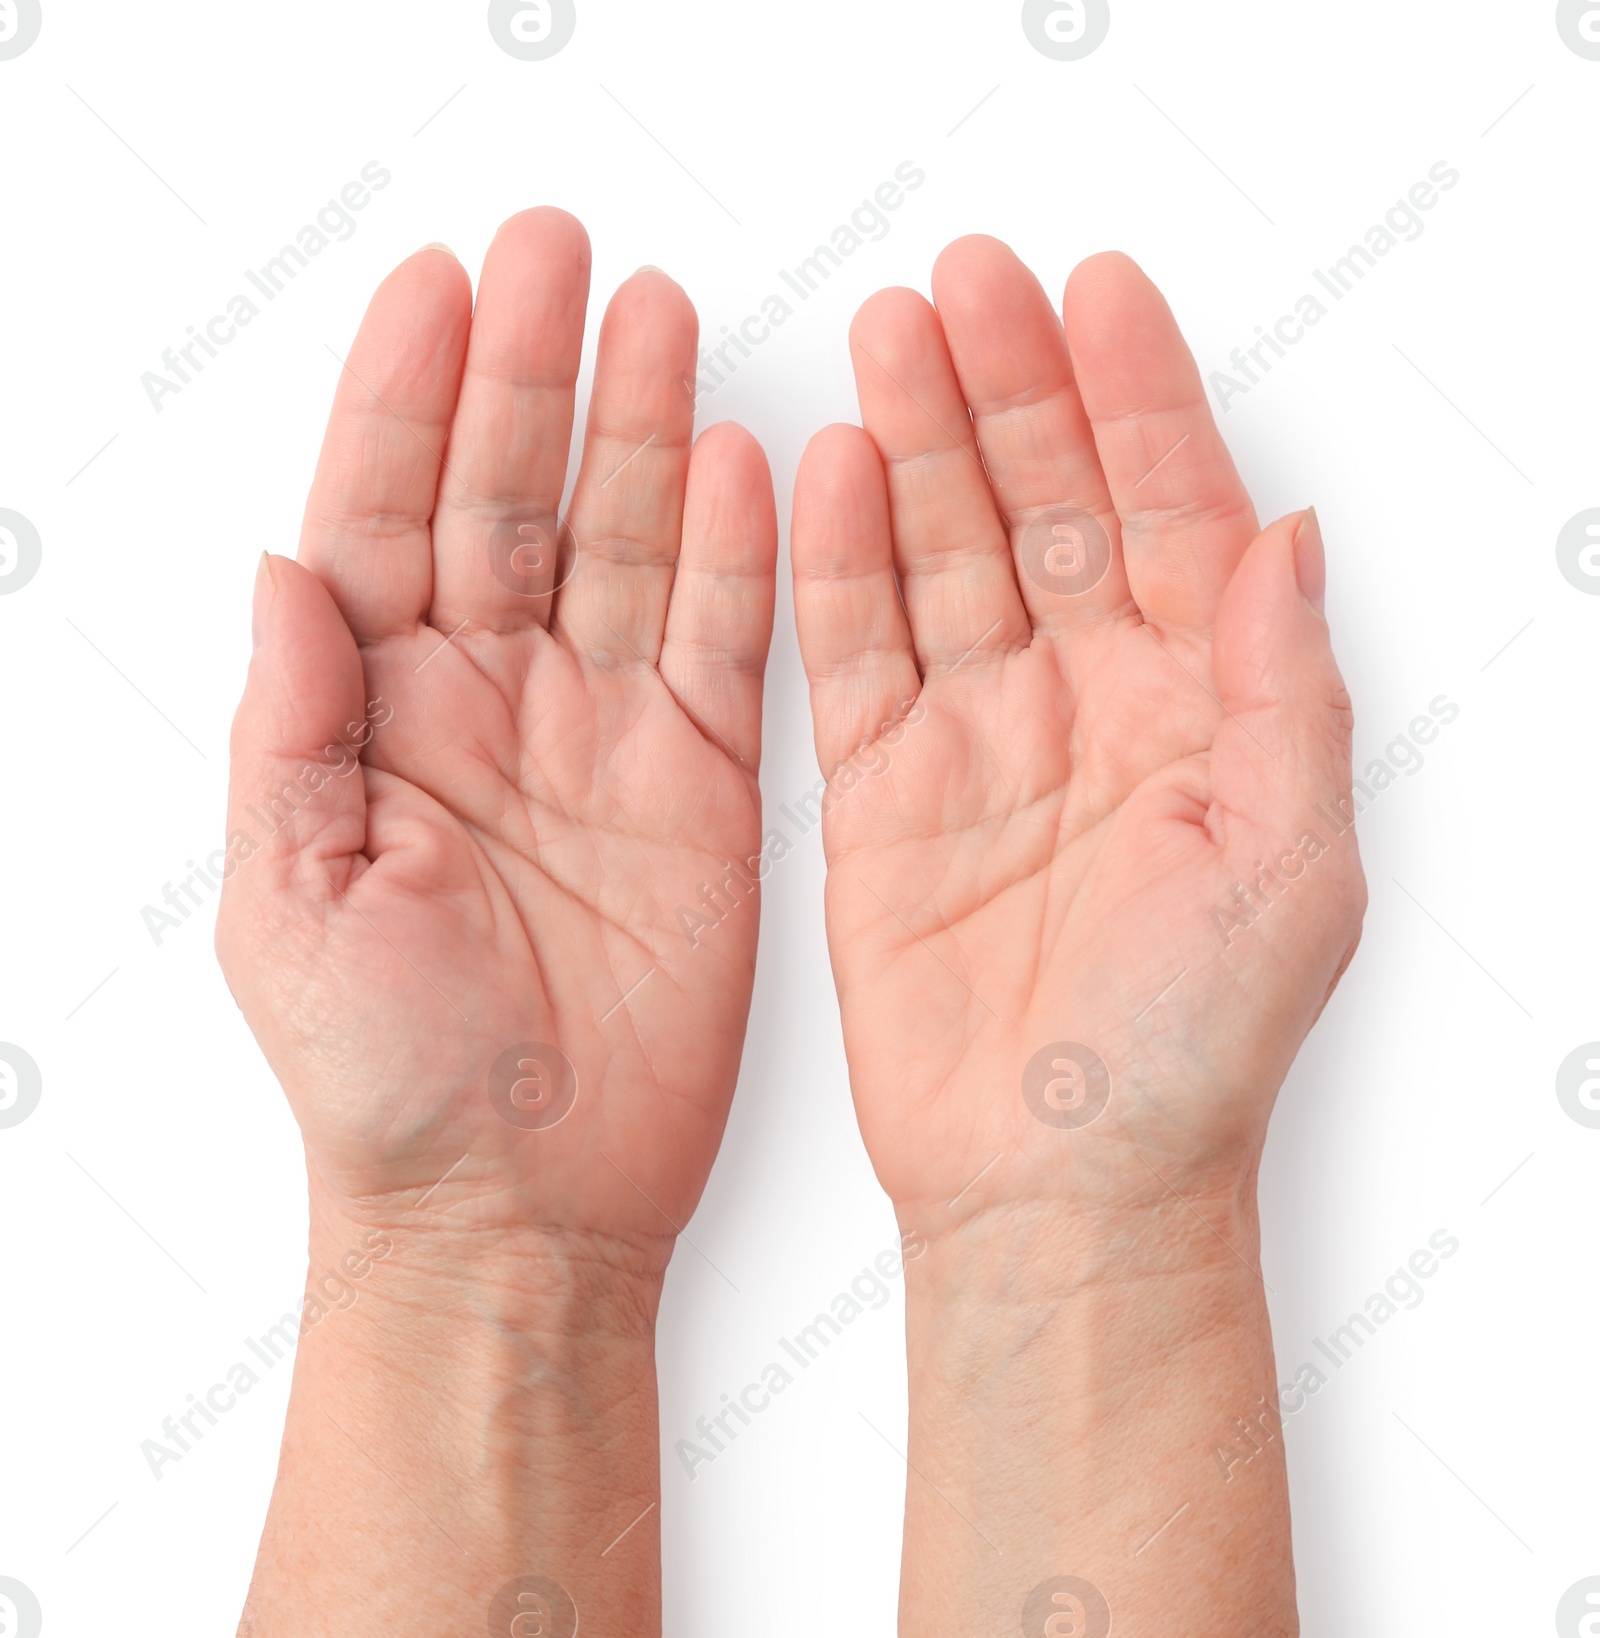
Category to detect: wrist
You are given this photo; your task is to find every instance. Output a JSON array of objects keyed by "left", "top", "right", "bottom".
[
  {"left": 239, "top": 1177, "right": 668, "bottom": 1635},
  {"left": 901, "top": 1184, "right": 1270, "bottom": 1400},
  {"left": 295, "top": 1178, "right": 666, "bottom": 1487},
  {"left": 899, "top": 1152, "right": 1264, "bottom": 1297},
  {"left": 892, "top": 1190, "right": 1293, "bottom": 1637},
  {"left": 301, "top": 1168, "right": 669, "bottom": 1353}
]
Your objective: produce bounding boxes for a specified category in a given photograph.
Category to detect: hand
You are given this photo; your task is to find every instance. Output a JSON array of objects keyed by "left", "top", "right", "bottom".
[
  {"left": 790, "top": 236, "right": 1362, "bottom": 1636},
  {"left": 218, "top": 209, "right": 776, "bottom": 1263},
  {"left": 792, "top": 237, "right": 1364, "bottom": 1229},
  {"left": 217, "top": 210, "right": 776, "bottom": 1635}
]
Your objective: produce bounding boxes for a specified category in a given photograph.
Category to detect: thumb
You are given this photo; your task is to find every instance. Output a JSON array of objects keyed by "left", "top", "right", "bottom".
[
  {"left": 220, "top": 554, "right": 373, "bottom": 912},
  {"left": 1210, "top": 509, "right": 1359, "bottom": 858}
]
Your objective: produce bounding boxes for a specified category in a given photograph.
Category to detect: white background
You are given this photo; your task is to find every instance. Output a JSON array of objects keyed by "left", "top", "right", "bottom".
[{"left": 1, "top": 2, "right": 1597, "bottom": 1633}]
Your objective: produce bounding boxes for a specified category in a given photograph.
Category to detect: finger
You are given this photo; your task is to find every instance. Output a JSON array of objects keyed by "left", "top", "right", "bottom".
[
  {"left": 555, "top": 268, "right": 699, "bottom": 663},
  {"left": 659, "top": 422, "right": 778, "bottom": 773},
  {"left": 791, "top": 423, "right": 922, "bottom": 779},
  {"left": 1062, "top": 252, "right": 1258, "bottom": 633},
  {"left": 930, "top": 235, "right": 1132, "bottom": 632},
  {"left": 220, "top": 556, "right": 369, "bottom": 931},
  {"left": 1211, "top": 510, "right": 1354, "bottom": 841},
  {"left": 428, "top": 208, "right": 592, "bottom": 634},
  {"left": 1209, "top": 510, "right": 1365, "bottom": 1000},
  {"left": 849, "top": 287, "right": 1031, "bottom": 672},
  {"left": 299, "top": 248, "right": 472, "bottom": 642}
]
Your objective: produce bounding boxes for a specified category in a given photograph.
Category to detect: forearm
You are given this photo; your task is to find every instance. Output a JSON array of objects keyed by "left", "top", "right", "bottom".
[
  {"left": 239, "top": 1186, "right": 668, "bottom": 1637},
  {"left": 898, "top": 1186, "right": 1294, "bottom": 1636}
]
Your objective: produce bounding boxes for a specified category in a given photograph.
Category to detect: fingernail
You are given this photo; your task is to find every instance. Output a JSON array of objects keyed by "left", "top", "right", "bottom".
[
  {"left": 419, "top": 242, "right": 456, "bottom": 258},
  {"left": 252, "top": 552, "right": 274, "bottom": 649},
  {"left": 634, "top": 263, "right": 666, "bottom": 276},
  {"left": 1294, "top": 507, "right": 1326, "bottom": 613}
]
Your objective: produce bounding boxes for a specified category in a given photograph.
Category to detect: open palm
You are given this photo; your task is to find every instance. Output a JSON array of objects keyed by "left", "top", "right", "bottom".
[
  {"left": 792, "top": 240, "right": 1365, "bottom": 1226},
  {"left": 218, "top": 211, "right": 776, "bottom": 1251}
]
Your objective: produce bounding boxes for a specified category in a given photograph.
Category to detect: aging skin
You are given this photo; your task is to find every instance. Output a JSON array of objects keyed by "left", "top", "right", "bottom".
[
  {"left": 789, "top": 239, "right": 1364, "bottom": 1636},
  {"left": 217, "top": 209, "right": 778, "bottom": 1635},
  {"left": 219, "top": 214, "right": 1362, "bottom": 1636}
]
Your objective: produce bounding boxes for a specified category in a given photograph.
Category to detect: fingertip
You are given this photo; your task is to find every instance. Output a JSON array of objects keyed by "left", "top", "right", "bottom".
[
  {"left": 1213, "top": 512, "right": 1334, "bottom": 708},
  {"left": 398, "top": 239, "right": 465, "bottom": 270},
  {"left": 687, "top": 421, "right": 777, "bottom": 562},
  {"left": 617, "top": 263, "right": 694, "bottom": 322},
  {"left": 849, "top": 285, "right": 938, "bottom": 364},
  {"left": 800, "top": 420, "right": 878, "bottom": 475},
  {"left": 1294, "top": 507, "right": 1326, "bottom": 614},
  {"left": 694, "top": 419, "right": 773, "bottom": 495},
  {"left": 695, "top": 415, "right": 762, "bottom": 460},
  {"left": 623, "top": 262, "right": 688, "bottom": 298},
  {"left": 471, "top": 210, "right": 594, "bottom": 361},
  {"left": 793, "top": 424, "right": 887, "bottom": 557},
  {"left": 600, "top": 262, "right": 699, "bottom": 359},
  {"left": 1064, "top": 249, "right": 1151, "bottom": 303},
  {"left": 385, "top": 242, "right": 473, "bottom": 305},
  {"left": 931, "top": 233, "right": 1028, "bottom": 310},
  {"left": 853, "top": 282, "right": 930, "bottom": 323},
  {"left": 492, "top": 205, "right": 593, "bottom": 269},
  {"left": 233, "top": 556, "right": 366, "bottom": 797},
  {"left": 252, "top": 552, "right": 272, "bottom": 649},
  {"left": 1063, "top": 251, "right": 1179, "bottom": 350},
  {"left": 255, "top": 555, "right": 359, "bottom": 662},
  {"left": 933, "top": 231, "right": 1015, "bottom": 273},
  {"left": 1228, "top": 509, "right": 1301, "bottom": 595},
  {"left": 227, "top": 555, "right": 370, "bottom": 902},
  {"left": 346, "top": 249, "right": 473, "bottom": 400},
  {"left": 788, "top": 416, "right": 918, "bottom": 772},
  {"left": 1254, "top": 507, "right": 1326, "bottom": 614}
]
